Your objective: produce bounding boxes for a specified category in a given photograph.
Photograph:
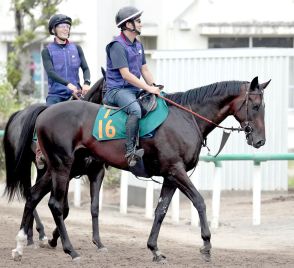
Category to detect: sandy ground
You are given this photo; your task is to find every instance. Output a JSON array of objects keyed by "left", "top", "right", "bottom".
[{"left": 0, "top": 183, "right": 294, "bottom": 268}]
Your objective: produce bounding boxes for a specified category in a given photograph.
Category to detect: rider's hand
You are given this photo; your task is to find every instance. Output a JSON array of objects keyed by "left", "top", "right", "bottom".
[
  {"left": 147, "top": 85, "right": 161, "bottom": 95},
  {"left": 82, "top": 84, "right": 91, "bottom": 95},
  {"left": 67, "top": 83, "right": 80, "bottom": 94}
]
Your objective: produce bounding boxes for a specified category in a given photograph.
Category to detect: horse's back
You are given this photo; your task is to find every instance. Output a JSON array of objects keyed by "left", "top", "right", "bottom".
[{"left": 36, "top": 101, "right": 101, "bottom": 141}]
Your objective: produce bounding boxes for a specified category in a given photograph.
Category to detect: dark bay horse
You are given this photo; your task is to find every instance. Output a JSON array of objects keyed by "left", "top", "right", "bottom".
[
  {"left": 10, "top": 77, "right": 270, "bottom": 263},
  {"left": 3, "top": 77, "right": 105, "bottom": 248}
]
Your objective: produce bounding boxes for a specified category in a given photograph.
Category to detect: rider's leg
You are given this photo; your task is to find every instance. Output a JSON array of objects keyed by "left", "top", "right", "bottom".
[
  {"left": 125, "top": 114, "right": 144, "bottom": 166},
  {"left": 108, "top": 88, "right": 144, "bottom": 166}
]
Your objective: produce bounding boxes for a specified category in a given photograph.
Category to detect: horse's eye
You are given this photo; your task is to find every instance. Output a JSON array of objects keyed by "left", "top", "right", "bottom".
[{"left": 252, "top": 105, "right": 260, "bottom": 111}]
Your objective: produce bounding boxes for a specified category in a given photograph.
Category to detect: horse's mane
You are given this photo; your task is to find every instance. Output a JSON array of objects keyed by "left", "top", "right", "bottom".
[{"left": 165, "top": 81, "right": 245, "bottom": 105}]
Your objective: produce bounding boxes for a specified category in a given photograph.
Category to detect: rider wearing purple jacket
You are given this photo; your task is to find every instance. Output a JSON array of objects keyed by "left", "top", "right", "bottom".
[
  {"left": 103, "top": 6, "right": 161, "bottom": 167},
  {"left": 36, "top": 14, "right": 91, "bottom": 168}
]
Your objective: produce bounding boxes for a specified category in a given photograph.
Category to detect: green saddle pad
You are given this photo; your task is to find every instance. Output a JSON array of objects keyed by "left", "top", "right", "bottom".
[{"left": 92, "top": 97, "right": 169, "bottom": 141}]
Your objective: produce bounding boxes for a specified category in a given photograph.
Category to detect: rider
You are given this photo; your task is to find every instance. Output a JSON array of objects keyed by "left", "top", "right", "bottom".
[
  {"left": 42, "top": 14, "right": 91, "bottom": 104},
  {"left": 36, "top": 14, "right": 91, "bottom": 168},
  {"left": 103, "top": 6, "right": 161, "bottom": 167}
]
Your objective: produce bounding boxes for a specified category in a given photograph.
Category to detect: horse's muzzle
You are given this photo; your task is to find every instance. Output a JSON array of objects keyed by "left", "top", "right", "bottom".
[{"left": 253, "top": 139, "right": 265, "bottom": 148}]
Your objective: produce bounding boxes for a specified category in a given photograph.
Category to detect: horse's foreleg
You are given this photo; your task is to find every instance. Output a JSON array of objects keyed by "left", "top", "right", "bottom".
[
  {"left": 172, "top": 167, "right": 211, "bottom": 262},
  {"left": 147, "top": 180, "right": 176, "bottom": 263},
  {"left": 12, "top": 173, "right": 51, "bottom": 261},
  {"left": 88, "top": 166, "right": 106, "bottom": 251},
  {"left": 48, "top": 172, "right": 79, "bottom": 260}
]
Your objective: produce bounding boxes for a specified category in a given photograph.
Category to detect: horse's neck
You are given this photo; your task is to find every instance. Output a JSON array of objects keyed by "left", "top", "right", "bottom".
[{"left": 192, "top": 94, "right": 237, "bottom": 138}]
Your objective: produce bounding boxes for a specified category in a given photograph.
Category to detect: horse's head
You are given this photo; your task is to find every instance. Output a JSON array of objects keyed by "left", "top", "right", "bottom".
[{"left": 232, "top": 77, "right": 271, "bottom": 148}]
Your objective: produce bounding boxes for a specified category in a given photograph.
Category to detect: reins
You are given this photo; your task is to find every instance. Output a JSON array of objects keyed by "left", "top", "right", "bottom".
[{"left": 157, "top": 94, "right": 244, "bottom": 132}]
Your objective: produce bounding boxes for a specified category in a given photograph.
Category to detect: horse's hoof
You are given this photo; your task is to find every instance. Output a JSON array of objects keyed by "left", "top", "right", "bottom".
[
  {"left": 200, "top": 246, "right": 211, "bottom": 262},
  {"left": 72, "top": 256, "right": 81, "bottom": 263},
  {"left": 97, "top": 247, "right": 108, "bottom": 252},
  {"left": 201, "top": 253, "right": 211, "bottom": 262},
  {"left": 12, "top": 249, "right": 22, "bottom": 261},
  {"left": 38, "top": 236, "right": 48, "bottom": 248},
  {"left": 153, "top": 254, "right": 167, "bottom": 264},
  {"left": 48, "top": 239, "right": 57, "bottom": 248},
  {"left": 27, "top": 240, "right": 34, "bottom": 247}
]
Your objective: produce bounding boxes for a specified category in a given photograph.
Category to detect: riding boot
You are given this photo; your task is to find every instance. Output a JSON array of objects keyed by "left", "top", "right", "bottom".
[
  {"left": 35, "top": 141, "right": 45, "bottom": 169},
  {"left": 125, "top": 115, "right": 144, "bottom": 167}
]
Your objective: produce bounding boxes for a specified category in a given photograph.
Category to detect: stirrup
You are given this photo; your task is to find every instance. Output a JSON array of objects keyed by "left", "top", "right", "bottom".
[{"left": 125, "top": 148, "right": 144, "bottom": 167}]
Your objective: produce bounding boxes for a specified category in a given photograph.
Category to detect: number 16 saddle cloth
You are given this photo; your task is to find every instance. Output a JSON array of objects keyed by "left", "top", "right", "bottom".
[{"left": 92, "top": 97, "right": 169, "bottom": 141}]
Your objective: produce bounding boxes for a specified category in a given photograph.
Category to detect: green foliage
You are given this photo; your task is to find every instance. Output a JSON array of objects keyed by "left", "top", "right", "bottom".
[
  {"left": 104, "top": 167, "right": 121, "bottom": 189},
  {"left": 0, "top": 82, "right": 20, "bottom": 121},
  {"left": 6, "top": 52, "right": 21, "bottom": 89}
]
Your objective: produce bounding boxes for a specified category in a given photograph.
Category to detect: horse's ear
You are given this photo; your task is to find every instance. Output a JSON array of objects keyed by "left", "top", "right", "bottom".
[
  {"left": 260, "top": 79, "right": 271, "bottom": 90},
  {"left": 101, "top": 67, "right": 106, "bottom": 80},
  {"left": 249, "top": 76, "right": 259, "bottom": 91}
]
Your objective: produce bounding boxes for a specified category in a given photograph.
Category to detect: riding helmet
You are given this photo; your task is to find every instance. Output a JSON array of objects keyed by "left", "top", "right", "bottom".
[
  {"left": 48, "top": 14, "right": 72, "bottom": 35},
  {"left": 115, "top": 6, "right": 143, "bottom": 28}
]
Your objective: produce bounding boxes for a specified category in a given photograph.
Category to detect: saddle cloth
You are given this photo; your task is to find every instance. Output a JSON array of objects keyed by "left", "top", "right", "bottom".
[{"left": 92, "top": 97, "right": 169, "bottom": 141}]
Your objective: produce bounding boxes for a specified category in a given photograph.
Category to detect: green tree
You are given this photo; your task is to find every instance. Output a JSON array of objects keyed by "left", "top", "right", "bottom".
[{"left": 7, "top": 0, "right": 64, "bottom": 99}]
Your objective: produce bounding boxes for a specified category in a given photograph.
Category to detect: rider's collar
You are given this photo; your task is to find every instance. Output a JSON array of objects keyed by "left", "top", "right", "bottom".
[
  {"left": 120, "top": 32, "right": 137, "bottom": 45},
  {"left": 54, "top": 38, "right": 69, "bottom": 45}
]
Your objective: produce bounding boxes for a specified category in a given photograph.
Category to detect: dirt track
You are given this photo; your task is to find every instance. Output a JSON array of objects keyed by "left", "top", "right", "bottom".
[{"left": 0, "top": 185, "right": 294, "bottom": 267}]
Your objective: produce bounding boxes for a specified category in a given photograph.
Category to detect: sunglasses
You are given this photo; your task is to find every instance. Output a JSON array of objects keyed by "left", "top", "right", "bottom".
[{"left": 56, "top": 23, "right": 71, "bottom": 29}]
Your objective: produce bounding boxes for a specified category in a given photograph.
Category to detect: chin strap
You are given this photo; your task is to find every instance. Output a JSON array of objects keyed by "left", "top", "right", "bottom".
[{"left": 123, "top": 21, "right": 141, "bottom": 35}]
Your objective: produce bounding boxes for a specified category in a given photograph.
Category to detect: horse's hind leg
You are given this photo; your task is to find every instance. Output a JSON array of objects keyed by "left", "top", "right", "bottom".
[
  {"left": 171, "top": 167, "right": 211, "bottom": 262},
  {"left": 147, "top": 180, "right": 176, "bottom": 263},
  {"left": 48, "top": 191, "right": 70, "bottom": 248},
  {"left": 48, "top": 169, "right": 79, "bottom": 260},
  {"left": 12, "top": 173, "right": 52, "bottom": 261},
  {"left": 87, "top": 165, "right": 106, "bottom": 250}
]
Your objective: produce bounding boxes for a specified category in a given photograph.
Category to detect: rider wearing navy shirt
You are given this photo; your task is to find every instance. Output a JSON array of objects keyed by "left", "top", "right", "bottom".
[
  {"left": 42, "top": 14, "right": 91, "bottom": 105},
  {"left": 36, "top": 14, "right": 91, "bottom": 168},
  {"left": 103, "top": 6, "right": 161, "bottom": 167}
]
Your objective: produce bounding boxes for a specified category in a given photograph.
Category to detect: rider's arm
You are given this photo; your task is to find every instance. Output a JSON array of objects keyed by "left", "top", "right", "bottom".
[
  {"left": 141, "top": 64, "right": 155, "bottom": 86},
  {"left": 119, "top": 68, "right": 159, "bottom": 95},
  {"left": 76, "top": 45, "right": 91, "bottom": 85},
  {"left": 41, "top": 48, "right": 70, "bottom": 86}
]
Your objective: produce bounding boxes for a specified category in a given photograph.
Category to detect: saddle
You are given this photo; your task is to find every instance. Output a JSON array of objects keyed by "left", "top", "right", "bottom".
[{"left": 103, "top": 91, "right": 157, "bottom": 118}]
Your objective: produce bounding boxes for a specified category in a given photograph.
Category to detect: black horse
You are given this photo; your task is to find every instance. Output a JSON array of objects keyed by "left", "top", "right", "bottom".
[
  {"left": 3, "top": 77, "right": 105, "bottom": 248},
  {"left": 9, "top": 77, "right": 270, "bottom": 263}
]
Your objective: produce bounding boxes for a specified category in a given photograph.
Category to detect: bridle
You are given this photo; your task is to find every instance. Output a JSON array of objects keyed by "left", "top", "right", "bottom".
[{"left": 235, "top": 84, "right": 264, "bottom": 139}]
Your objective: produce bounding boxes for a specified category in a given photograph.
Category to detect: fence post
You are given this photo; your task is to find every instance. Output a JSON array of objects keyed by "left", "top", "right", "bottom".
[
  {"left": 99, "top": 181, "right": 103, "bottom": 211},
  {"left": 252, "top": 161, "right": 261, "bottom": 225},
  {"left": 190, "top": 172, "right": 199, "bottom": 226},
  {"left": 74, "top": 179, "right": 81, "bottom": 207},
  {"left": 172, "top": 189, "right": 180, "bottom": 223},
  {"left": 211, "top": 161, "right": 222, "bottom": 228},
  {"left": 120, "top": 171, "right": 128, "bottom": 214},
  {"left": 145, "top": 181, "right": 154, "bottom": 219}
]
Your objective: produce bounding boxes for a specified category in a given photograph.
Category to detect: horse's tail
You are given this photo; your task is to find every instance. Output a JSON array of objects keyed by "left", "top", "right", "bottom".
[
  {"left": 4, "top": 105, "right": 48, "bottom": 201},
  {"left": 3, "top": 110, "right": 21, "bottom": 201}
]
